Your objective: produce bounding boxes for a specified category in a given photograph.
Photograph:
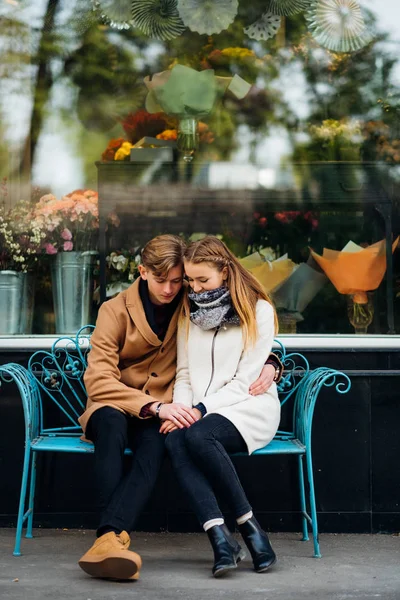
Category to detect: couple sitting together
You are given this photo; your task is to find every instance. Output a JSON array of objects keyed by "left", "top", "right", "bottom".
[{"left": 78, "top": 234, "right": 282, "bottom": 580}]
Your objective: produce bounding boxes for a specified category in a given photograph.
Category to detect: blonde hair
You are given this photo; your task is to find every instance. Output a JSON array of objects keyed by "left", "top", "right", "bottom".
[
  {"left": 182, "top": 236, "right": 278, "bottom": 347},
  {"left": 141, "top": 234, "right": 186, "bottom": 277}
]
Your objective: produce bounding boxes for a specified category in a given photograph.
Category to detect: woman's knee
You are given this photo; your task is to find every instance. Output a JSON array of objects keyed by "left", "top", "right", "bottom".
[
  {"left": 184, "top": 419, "right": 214, "bottom": 453},
  {"left": 165, "top": 428, "right": 186, "bottom": 454}
]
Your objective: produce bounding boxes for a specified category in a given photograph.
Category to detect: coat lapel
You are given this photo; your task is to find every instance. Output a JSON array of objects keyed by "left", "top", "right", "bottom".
[{"left": 125, "top": 279, "right": 161, "bottom": 347}]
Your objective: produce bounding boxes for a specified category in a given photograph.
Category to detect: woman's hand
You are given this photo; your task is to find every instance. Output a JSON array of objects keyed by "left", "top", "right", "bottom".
[
  {"left": 249, "top": 364, "right": 276, "bottom": 396},
  {"left": 159, "top": 406, "right": 203, "bottom": 434},
  {"left": 158, "top": 403, "right": 198, "bottom": 428},
  {"left": 159, "top": 420, "right": 179, "bottom": 434}
]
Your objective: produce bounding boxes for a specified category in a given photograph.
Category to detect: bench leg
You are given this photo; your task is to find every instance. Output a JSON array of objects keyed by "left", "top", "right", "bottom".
[
  {"left": 306, "top": 450, "right": 321, "bottom": 559},
  {"left": 298, "top": 454, "right": 309, "bottom": 542},
  {"left": 26, "top": 452, "right": 37, "bottom": 539},
  {"left": 13, "top": 444, "right": 31, "bottom": 557}
]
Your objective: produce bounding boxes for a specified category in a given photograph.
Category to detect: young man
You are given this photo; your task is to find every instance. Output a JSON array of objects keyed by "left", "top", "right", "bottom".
[{"left": 78, "top": 234, "right": 282, "bottom": 581}]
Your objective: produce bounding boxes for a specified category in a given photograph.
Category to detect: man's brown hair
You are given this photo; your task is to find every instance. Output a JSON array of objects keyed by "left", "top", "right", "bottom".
[{"left": 141, "top": 234, "right": 186, "bottom": 277}]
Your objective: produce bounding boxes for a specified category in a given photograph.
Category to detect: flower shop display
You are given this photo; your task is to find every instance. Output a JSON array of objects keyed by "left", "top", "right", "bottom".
[
  {"left": 33, "top": 189, "right": 100, "bottom": 334},
  {"left": 0, "top": 200, "right": 44, "bottom": 334},
  {"left": 244, "top": 11, "right": 281, "bottom": 42},
  {"left": 94, "top": 249, "right": 141, "bottom": 302},
  {"left": 239, "top": 248, "right": 326, "bottom": 333},
  {"left": 144, "top": 64, "right": 251, "bottom": 161},
  {"left": 177, "top": 0, "right": 238, "bottom": 35},
  {"left": 311, "top": 238, "right": 399, "bottom": 334},
  {"left": 305, "top": 0, "right": 372, "bottom": 53},
  {"left": 131, "top": 0, "right": 186, "bottom": 40},
  {"left": 101, "top": 108, "right": 214, "bottom": 163}
]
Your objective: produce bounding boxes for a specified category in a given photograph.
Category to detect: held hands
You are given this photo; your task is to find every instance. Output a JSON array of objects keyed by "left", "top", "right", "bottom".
[
  {"left": 249, "top": 363, "right": 276, "bottom": 396},
  {"left": 157, "top": 403, "right": 199, "bottom": 429},
  {"left": 159, "top": 406, "right": 203, "bottom": 434}
]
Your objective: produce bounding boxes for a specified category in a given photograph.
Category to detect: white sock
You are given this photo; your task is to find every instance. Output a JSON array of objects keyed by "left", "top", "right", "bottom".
[
  {"left": 236, "top": 511, "right": 253, "bottom": 525},
  {"left": 203, "top": 518, "right": 224, "bottom": 532}
]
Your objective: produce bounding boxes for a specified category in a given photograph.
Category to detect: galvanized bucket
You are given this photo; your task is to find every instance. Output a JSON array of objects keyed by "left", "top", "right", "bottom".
[
  {"left": 20, "top": 272, "right": 35, "bottom": 334},
  {"left": 51, "top": 251, "right": 96, "bottom": 334},
  {"left": 0, "top": 271, "right": 25, "bottom": 334}
]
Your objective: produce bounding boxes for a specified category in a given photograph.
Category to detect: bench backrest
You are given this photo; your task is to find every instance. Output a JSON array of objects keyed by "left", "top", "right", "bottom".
[{"left": 26, "top": 329, "right": 310, "bottom": 439}]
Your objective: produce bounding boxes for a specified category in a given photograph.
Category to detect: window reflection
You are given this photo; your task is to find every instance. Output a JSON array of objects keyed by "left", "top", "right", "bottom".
[{"left": 0, "top": 0, "right": 399, "bottom": 336}]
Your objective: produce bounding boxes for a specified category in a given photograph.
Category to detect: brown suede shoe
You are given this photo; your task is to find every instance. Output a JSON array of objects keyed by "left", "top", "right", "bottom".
[{"left": 78, "top": 531, "right": 142, "bottom": 580}]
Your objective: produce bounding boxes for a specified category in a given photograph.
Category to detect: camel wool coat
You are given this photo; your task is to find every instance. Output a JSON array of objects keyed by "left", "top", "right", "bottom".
[{"left": 79, "top": 278, "right": 181, "bottom": 435}]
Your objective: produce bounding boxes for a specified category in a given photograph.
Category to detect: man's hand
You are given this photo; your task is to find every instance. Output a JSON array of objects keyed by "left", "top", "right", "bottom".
[
  {"left": 156, "top": 403, "right": 198, "bottom": 429},
  {"left": 249, "top": 364, "right": 276, "bottom": 396}
]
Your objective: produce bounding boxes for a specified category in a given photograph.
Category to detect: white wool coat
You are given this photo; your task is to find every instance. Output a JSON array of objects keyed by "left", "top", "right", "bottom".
[{"left": 173, "top": 299, "right": 281, "bottom": 454}]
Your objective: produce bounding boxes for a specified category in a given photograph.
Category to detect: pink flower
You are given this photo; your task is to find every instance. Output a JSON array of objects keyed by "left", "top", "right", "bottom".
[
  {"left": 63, "top": 241, "right": 73, "bottom": 251},
  {"left": 45, "top": 243, "right": 57, "bottom": 255},
  {"left": 61, "top": 228, "right": 72, "bottom": 241}
]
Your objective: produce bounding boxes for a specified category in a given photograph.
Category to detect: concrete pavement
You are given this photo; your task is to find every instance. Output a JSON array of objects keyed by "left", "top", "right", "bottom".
[{"left": 0, "top": 528, "right": 399, "bottom": 600}]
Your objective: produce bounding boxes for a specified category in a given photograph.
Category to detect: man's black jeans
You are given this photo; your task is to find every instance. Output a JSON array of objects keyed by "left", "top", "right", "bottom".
[
  {"left": 86, "top": 406, "right": 166, "bottom": 537},
  {"left": 165, "top": 414, "right": 252, "bottom": 526}
]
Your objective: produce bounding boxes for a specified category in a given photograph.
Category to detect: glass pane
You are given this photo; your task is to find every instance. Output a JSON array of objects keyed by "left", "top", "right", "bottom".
[{"left": 0, "top": 0, "right": 399, "bottom": 336}]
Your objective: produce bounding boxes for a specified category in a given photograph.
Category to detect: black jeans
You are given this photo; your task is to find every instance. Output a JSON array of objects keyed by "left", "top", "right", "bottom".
[
  {"left": 86, "top": 406, "right": 166, "bottom": 536},
  {"left": 165, "top": 414, "right": 252, "bottom": 527}
]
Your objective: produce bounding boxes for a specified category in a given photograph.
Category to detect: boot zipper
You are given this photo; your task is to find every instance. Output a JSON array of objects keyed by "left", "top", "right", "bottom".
[{"left": 204, "top": 326, "right": 220, "bottom": 397}]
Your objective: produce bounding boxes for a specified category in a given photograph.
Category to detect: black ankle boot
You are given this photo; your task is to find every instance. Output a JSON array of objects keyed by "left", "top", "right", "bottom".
[
  {"left": 238, "top": 517, "right": 276, "bottom": 573},
  {"left": 206, "top": 524, "right": 246, "bottom": 577}
]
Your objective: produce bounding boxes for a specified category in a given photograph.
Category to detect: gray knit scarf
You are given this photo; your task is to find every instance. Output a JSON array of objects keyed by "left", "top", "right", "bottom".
[{"left": 188, "top": 286, "right": 240, "bottom": 331}]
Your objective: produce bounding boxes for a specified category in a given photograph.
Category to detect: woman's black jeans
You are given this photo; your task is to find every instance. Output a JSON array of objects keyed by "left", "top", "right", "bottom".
[
  {"left": 86, "top": 406, "right": 166, "bottom": 536},
  {"left": 165, "top": 414, "right": 252, "bottom": 526}
]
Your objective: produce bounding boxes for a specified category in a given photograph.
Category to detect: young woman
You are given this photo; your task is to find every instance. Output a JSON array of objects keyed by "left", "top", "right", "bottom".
[{"left": 163, "top": 236, "right": 281, "bottom": 578}]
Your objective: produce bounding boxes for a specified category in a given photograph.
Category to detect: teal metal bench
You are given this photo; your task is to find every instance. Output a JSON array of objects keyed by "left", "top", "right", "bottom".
[{"left": 0, "top": 326, "right": 351, "bottom": 558}]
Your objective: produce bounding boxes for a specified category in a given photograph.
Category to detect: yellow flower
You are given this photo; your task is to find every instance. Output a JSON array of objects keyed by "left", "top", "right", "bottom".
[
  {"left": 221, "top": 47, "right": 255, "bottom": 61},
  {"left": 114, "top": 142, "right": 134, "bottom": 161}
]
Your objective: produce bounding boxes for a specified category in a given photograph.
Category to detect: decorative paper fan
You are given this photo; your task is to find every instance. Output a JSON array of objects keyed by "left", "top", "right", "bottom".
[
  {"left": 268, "top": 0, "right": 311, "bottom": 16},
  {"left": 244, "top": 11, "right": 281, "bottom": 41},
  {"left": 131, "top": 0, "right": 186, "bottom": 40},
  {"left": 92, "top": 0, "right": 133, "bottom": 30},
  {"left": 177, "top": 0, "right": 238, "bottom": 35},
  {"left": 306, "top": 0, "right": 372, "bottom": 53}
]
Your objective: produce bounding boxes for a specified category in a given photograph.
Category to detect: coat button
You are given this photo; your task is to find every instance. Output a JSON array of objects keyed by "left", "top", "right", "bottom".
[
  {"left": 145, "top": 390, "right": 150, "bottom": 395},
  {"left": 151, "top": 372, "right": 158, "bottom": 377}
]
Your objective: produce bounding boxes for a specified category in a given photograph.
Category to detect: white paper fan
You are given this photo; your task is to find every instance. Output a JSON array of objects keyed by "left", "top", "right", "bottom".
[
  {"left": 268, "top": 0, "right": 311, "bottom": 16},
  {"left": 244, "top": 11, "right": 281, "bottom": 41},
  {"left": 131, "top": 0, "right": 186, "bottom": 40},
  {"left": 92, "top": 0, "right": 133, "bottom": 30},
  {"left": 177, "top": 0, "right": 238, "bottom": 35},
  {"left": 306, "top": 0, "right": 373, "bottom": 53}
]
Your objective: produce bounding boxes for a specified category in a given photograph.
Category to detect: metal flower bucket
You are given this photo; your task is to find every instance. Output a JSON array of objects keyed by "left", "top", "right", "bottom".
[
  {"left": 51, "top": 251, "right": 97, "bottom": 334},
  {"left": 19, "top": 272, "right": 35, "bottom": 334},
  {"left": 0, "top": 271, "right": 25, "bottom": 334}
]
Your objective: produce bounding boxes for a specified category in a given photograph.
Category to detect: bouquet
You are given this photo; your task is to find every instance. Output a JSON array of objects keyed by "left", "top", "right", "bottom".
[
  {"left": 0, "top": 200, "right": 45, "bottom": 272},
  {"left": 311, "top": 238, "right": 399, "bottom": 333},
  {"left": 94, "top": 248, "right": 141, "bottom": 302},
  {"left": 33, "top": 189, "right": 100, "bottom": 254}
]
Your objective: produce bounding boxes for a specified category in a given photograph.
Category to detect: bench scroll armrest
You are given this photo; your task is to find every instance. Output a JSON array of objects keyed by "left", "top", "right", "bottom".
[
  {"left": 294, "top": 367, "right": 351, "bottom": 446},
  {"left": 0, "top": 362, "right": 41, "bottom": 443}
]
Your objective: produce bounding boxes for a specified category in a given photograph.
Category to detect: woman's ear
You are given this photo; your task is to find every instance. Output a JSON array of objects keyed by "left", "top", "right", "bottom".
[{"left": 222, "top": 266, "right": 228, "bottom": 281}]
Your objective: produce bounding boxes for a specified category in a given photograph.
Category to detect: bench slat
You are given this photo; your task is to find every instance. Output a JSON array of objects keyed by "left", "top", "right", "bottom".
[{"left": 30, "top": 435, "right": 305, "bottom": 455}]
